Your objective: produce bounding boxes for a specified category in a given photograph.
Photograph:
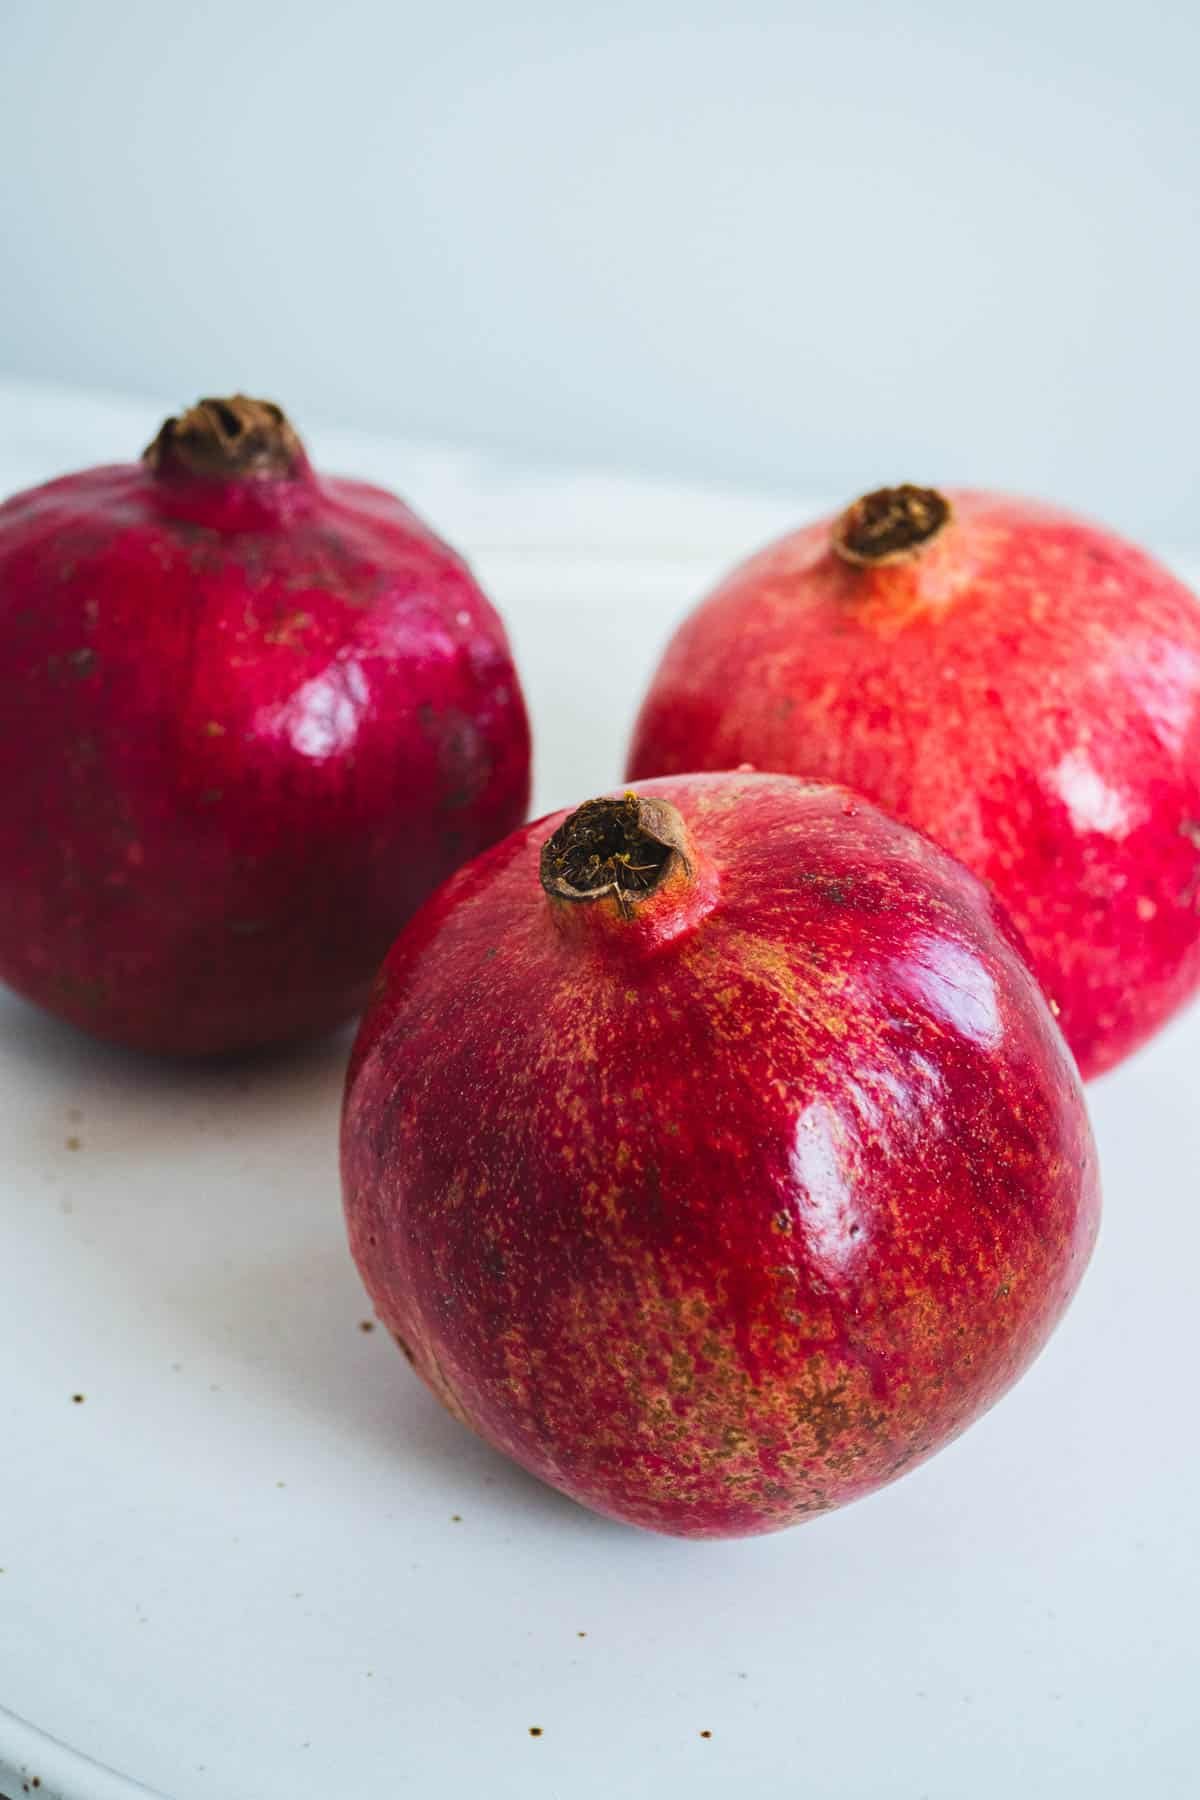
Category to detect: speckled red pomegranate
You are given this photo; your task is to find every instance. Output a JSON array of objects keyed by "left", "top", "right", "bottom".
[
  {"left": 0, "top": 396, "right": 530, "bottom": 1055},
  {"left": 343, "top": 772, "right": 1099, "bottom": 1538},
  {"left": 627, "top": 487, "right": 1200, "bottom": 1078}
]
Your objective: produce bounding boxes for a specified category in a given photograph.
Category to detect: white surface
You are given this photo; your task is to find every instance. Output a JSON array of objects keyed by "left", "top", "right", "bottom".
[{"left": 2, "top": 385, "right": 1199, "bottom": 1800}]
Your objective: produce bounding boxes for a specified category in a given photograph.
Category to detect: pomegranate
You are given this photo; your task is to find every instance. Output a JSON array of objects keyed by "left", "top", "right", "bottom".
[
  {"left": 627, "top": 487, "right": 1200, "bottom": 1078},
  {"left": 343, "top": 772, "right": 1099, "bottom": 1538},
  {"left": 0, "top": 396, "right": 530, "bottom": 1055}
]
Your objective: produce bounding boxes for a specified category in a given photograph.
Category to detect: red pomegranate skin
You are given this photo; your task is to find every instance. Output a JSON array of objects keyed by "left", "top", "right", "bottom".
[
  {"left": 0, "top": 399, "right": 530, "bottom": 1055},
  {"left": 342, "top": 772, "right": 1099, "bottom": 1538},
  {"left": 626, "top": 490, "right": 1200, "bottom": 1078}
]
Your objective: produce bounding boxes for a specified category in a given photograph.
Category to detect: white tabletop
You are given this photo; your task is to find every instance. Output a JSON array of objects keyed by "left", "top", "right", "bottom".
[{"left": 1, "top": 382, "right": 1198, "bottom": 1800}]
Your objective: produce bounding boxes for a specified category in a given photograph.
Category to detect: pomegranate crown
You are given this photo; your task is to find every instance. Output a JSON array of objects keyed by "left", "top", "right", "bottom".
[
  {"left": 832, "top": 485, "right": 951, "bottom": 566},
  {"left": 540, "top": 792, "right": 691, "bottom": 918},
  {"left": 144, "top": 395, "right": 306, "bottom": 481}
]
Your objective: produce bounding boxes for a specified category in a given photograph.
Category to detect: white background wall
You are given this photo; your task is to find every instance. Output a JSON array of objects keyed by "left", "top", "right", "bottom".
[{"left": 2, "top": 0, "right": 1197, "bottom": 543}]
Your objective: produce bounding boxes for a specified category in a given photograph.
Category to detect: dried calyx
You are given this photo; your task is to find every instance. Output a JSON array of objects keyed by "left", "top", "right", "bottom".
[
  {"left": 540, "top": 793, "right": 690, "bottom": 916},
  {"left": 832, "top": 485, "right": 951, "bottom": 566},
  {"left": 144, "top": 395, "right": 306, "bottom": 481}
]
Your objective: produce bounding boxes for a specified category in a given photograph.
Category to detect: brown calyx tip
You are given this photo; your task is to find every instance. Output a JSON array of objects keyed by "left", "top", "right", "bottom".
[
  {"left": 540, "top": 792, "right": 690, "bottom": 916},
  {"left": 143, "top": 395, "right": 306, "bottom": 480},
  {"left": 832, "top": 484, "right": 951, "bottom": 566}
]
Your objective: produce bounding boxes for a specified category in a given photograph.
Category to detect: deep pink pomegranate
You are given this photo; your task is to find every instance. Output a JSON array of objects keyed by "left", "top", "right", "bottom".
[
  {"left": 627, "top": 487, "right": 1200, "bottom": 1078},
  {"left": 0, "top": 396, "right": 530, "bottom": 1055},
  {"left": 343, "top": 772, "right": 1099, "bottom": 1538}
]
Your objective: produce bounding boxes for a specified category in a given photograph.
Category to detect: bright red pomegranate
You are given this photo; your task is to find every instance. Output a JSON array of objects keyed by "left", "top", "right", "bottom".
[
  {"left": 343, "top": 772, "right": 1099, "bottom": 1538},
  {"left": 627, "top": 487, "right": 1200, "bottom": 1078},
  {"left": 0, "top": 396, "right": 530, "bottom": 1055}
]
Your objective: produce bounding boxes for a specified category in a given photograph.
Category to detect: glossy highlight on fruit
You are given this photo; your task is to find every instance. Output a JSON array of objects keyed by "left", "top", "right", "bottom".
[
  {"left": 627, "top": 487, "right": 1200, "bottom": 1078},
  {"left": 0, "top": 395, "right": 530, "bottom": 1055},
  {"left": 343, "top": 772, "right": 1099, "bottom": 1538}
]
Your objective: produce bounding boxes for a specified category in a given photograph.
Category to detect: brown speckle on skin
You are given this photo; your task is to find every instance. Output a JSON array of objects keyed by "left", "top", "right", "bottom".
[
  {"left": 263, "top": 610, "right": 315, "bottom": 649},
  {"left": 227, "top": 918, "right": 269, "bottom": 938}
]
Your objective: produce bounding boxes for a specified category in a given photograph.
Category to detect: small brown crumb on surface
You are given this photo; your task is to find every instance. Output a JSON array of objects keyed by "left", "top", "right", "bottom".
[
  {"left": 450, "top": 1513, "right": 462, "bottom": 1523},
  {"left": 276, "top": 1481, "right": 286, "bottom": 1489},
  {"left": 359, "top": 1319, "right": 375, "bottom": 1333},
  {"left": 577, "top": 1630, "right": 587, "bottom": 1638},
  {"left": 528, "top": 1727, "right": 543, "bottom": 1738},
  {"left": 699, "top": 1729, "right": 713, "bottom": 1739},
  {"left": 65, "top": 1135, "right": 82, "bottom": 1151},
  {"left": 71, "top": 1393, "right": 85, "bottom": 1404}
]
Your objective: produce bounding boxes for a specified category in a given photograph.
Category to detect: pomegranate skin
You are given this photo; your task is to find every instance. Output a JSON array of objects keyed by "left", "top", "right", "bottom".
[
  {"left": 343, "top": 772, "right": 1099, "bottom": 1538},
  {"left": 0, "top": 400, "right": 530, "bottom": 1055},
  {"left": 626, "top": 490, "right": 1200, "bottom": 1078}
]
